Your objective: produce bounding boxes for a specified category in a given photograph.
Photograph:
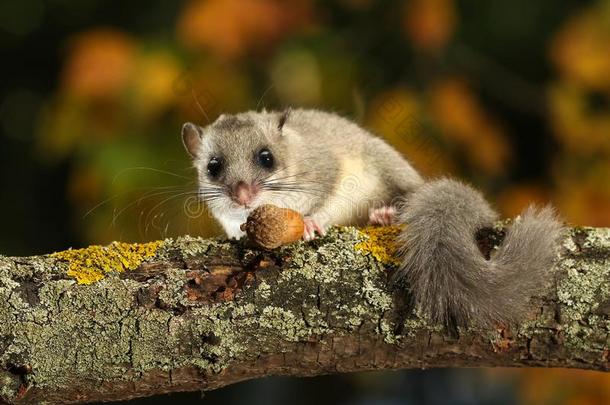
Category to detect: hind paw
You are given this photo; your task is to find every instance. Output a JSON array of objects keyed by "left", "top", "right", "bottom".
[
  {"left": 303, "top": 217, "right": 326, "bottom": 241},
  {"left": 368, "top": 206, "right": 396, "bottom": 226}
]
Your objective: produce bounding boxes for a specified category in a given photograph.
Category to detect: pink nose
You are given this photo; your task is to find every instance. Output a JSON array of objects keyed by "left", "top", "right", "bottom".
[{"left": 231, "top": 182, "right": 257, "bottom": 206}]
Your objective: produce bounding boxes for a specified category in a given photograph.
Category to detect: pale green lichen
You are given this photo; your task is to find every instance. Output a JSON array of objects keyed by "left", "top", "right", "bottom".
[
  {"left": 0, "top": 291, "right": 16, "bottom": 338},
  {"left": 51, "top": 241, "right": 163, "bottom": 284},
  {"left": 259, "top": 306, "right": 309, "bottom": 342},
  {"left": 0, "top": 229, "right": 423, "bottom": 401},
  {"left": 0, "top": 372, "right": 20, "bottom": 403},
  {"left": 279, "top": 247, "right": 321, "bottom": 281},
  {"left": 231, "top": 303, "right": 257, "bottom": 318},
  {"left": 0, "top": 256, "right": 14, "bottom": 278},
  {"left": 379, "top": 319, "right": 398, "bottom": 344},
  {"left": 576, "top": 227, "right": 610, "bottom": 250},
  {"left": 16, "top": 226, "right": 610, "bottom": 400},
  {"left": 7, "top": 277, "right": 141, "bottom": 387},
  {"left": 562, "top": 233, "right": 579, "bottom": 254},
  {"left": 361, "top": 272, "right": 392, "bottom": 311},
  {"left": 401, "top": 316, "right": 443, "bottom": 338},
  {"left": 303, "top": 306, "right": 330, "bottom": 331},
  {"left": 169, "top": 235, "right": 215, "bottom": 257},
  {"left": 272, "top": 227, "right": 397, "bottom": 343},
  {"left": 256, "top": 281, "right": 272, "bottom": 300},
  {"left": 279, "top": 227, "right": 358, "bottom": 283},
  {"left": 555, "top": 228, "right": 610, "bottom": 351},
  {"left": 157, "top": 268, "right": 192, "bottom": 308},
  {"left": 347, "top": 304, "right": 368, "bottom": 328}
]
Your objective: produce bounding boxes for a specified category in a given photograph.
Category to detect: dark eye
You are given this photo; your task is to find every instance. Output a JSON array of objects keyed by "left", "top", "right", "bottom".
[
  {"left": 207, "top": 157, "right": 222, "bottom": 178},
  {"left": 257, "top": 148, "right": 274, "bottom": 169}
]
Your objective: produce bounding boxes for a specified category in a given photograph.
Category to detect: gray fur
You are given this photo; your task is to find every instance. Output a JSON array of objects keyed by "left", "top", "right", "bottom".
[
  {"left": 393, "top": 179, "right": 563, "bottom": 327},
  {"left": 182, "top": 109, "right": 563, "bottom": 327}
]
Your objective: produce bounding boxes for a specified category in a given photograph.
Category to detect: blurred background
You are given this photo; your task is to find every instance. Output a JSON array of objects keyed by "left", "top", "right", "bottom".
[{"left": 1, "top": 0, "right": 609, "bottom": 403}]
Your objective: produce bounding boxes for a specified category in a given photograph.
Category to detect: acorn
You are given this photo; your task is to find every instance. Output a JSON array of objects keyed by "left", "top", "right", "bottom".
[{"left": 240, "top": 205, "right": 304, "bottom": 249}]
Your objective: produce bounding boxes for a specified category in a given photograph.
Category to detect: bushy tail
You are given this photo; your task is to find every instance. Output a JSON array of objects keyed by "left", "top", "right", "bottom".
[{"left": 393, "top": 179, "right": 563, "bottom": 328}]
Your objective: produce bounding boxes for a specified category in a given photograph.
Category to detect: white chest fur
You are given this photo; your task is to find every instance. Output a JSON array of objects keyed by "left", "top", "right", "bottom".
[
  {"left": 314, "top": 156, "right": 384, "bottom": 227},
  {"left": 212, "top": 207, "right": 248, "bottom": 239}
]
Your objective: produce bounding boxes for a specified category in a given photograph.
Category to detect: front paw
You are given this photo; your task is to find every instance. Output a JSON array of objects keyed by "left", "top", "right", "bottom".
[
  {"left": 368, "top": 206, "right": 396, "bottom": 226},
  {"left": 303, "top": 217, "right": 326, "bottom": 241}
]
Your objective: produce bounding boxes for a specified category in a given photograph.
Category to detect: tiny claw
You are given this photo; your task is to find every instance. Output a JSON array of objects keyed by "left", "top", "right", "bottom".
[
  {"left": 368, "top": 206, "right": 396, "bottom": 226},
  {"left": 303, "top": 217, "right": 325, "bottom": 241}
]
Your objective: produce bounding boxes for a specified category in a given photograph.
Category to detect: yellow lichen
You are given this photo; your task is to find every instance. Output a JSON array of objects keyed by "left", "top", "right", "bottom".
[
  {"left": 52, "top": 241, "right": 163, "bottom": 284},
  {"left": 354, "top": 225, "right": 404, "bottom": 266}
]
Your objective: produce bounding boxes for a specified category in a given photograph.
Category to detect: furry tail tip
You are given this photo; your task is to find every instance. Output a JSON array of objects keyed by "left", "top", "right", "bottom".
[{"left": 393, "top": 178, "right": 564, "bottom": 328}]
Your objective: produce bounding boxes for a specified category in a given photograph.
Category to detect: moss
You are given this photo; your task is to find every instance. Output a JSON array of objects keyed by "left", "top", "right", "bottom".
[
  {"left": 51, "top": 241, "right": 163, "bottom": 284},
  {"left": 354, "top": 225, "right": 403, "bottom": 266}
]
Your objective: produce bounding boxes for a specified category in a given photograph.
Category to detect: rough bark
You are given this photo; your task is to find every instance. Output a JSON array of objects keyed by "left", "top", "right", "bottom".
[{"left": 0, "top": 226, "right": 609, "bottom": 404}]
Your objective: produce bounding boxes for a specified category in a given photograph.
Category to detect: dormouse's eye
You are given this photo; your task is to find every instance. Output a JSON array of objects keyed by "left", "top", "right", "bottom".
[
  {"left": 257, "top": 148, "right": 274, "bottom": 169},
  {"left": 207, "top": 157, "right": 222, "bottom": 178}
]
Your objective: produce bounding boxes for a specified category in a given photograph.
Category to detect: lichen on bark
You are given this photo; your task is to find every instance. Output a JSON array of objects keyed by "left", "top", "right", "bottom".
[
  {"left": 0, "top": 225, "right": 608, "bottom": 404},
  {"left": 555, "top": 228, "right": 610, "bottom": 353},
  {"left": 51, "top": 241, "right": 164, "bottom": 284}
]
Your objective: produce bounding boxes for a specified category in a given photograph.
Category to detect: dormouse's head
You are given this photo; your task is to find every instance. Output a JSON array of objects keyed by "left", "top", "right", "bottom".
[{"left": 181, "top": 110, "right": 292, "bottom": 212}]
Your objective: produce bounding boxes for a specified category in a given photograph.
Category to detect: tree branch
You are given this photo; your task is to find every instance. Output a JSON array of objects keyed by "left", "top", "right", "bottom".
[{"left": 0, "top": 226, "right": 609, "bottom": 404}]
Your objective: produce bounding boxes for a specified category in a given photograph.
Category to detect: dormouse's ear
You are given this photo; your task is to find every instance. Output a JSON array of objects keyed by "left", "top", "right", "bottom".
[
  {"left": 278, "top": 108, "right": 291, "bottom": 132},
  {"left": 181, "top": 122, "right": 203, "bottom": 158}
]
